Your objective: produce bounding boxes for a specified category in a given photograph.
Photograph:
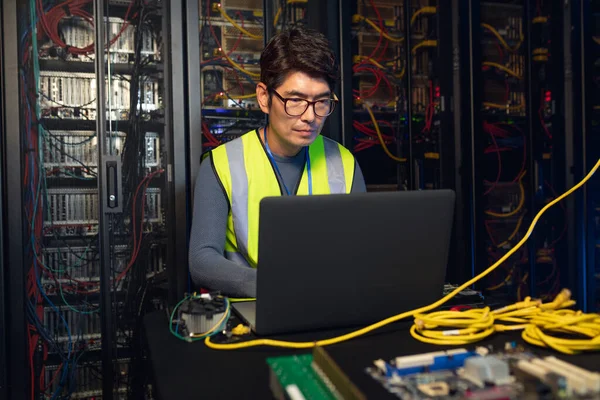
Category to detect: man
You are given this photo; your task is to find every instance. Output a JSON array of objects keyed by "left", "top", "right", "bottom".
[{"left": 189, "top": 26, "right": 366, "bottom": 297}]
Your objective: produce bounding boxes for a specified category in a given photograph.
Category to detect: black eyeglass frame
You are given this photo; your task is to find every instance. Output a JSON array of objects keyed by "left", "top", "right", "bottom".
[{"left": 269, "top": 88, "right": 339, "bottom": 117}]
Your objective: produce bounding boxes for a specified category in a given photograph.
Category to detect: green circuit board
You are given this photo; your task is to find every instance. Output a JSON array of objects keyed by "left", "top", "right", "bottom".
[{"left": 266, "top": 354, "right": 337, "bottom": 400}]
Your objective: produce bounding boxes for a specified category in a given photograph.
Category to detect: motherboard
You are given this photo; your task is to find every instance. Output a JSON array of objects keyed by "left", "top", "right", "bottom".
[
  {"left": 366, "top": 342, "right": 600, "bottom": 399},
  {"left": 267, "top": 342, "right": 600, "bottom": 400}
]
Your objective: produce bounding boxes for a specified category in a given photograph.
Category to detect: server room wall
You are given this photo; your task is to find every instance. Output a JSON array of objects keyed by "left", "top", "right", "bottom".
[{"left": 2, "top": 0, "right": 599, "bottom": 398}]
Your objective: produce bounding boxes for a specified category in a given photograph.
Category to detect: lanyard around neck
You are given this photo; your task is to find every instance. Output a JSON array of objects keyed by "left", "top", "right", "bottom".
[{"left": 263, "top": 127, "right": 312, "bottom": 196}]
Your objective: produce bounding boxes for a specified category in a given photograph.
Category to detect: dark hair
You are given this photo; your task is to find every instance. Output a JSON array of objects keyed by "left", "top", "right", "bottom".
[{"left": 259, "top": 26, "right": 339, "bottom": 94}]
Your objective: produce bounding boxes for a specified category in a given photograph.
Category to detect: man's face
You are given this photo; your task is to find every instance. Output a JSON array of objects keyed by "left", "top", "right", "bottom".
[{"left": 257, "top": 71, "right": 332, "bottom": 156}]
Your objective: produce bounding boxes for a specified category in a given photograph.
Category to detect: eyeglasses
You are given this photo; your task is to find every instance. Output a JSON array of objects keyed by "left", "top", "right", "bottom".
[{"left": 270, "top": 89, "right": 338, "bottom": 117}]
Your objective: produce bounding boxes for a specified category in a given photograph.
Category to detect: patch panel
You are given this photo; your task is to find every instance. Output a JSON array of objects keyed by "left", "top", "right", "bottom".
[
  {"left": 43, "top": 131, "right": 160, "bottom": 176},
  {"left": 39, "top": 16, "right": 160, "bottom": 63},
  {"left": 44, "top": 188, "right": 99, "bottom": 232},
  {"left": 41, "top": 301, "right": 132, "bottom": 355},
  {"left": 42, "top": 246, "right": 101, "bottom": 285},
  {"left": 41, "top": 243, "right": 165, "bottom": 295},
  {"left": 480, "top": 4, "right": 525, "bottom": 117},
  {"left": 43, "top": 187, "right": 163, "bottom": 236},
  {"left": 43, "top": 305, "right": 102, "bottom": 345},
  {"left": 44, "top": 359, "right": 130, "bottom": 399},
  {"left": 39, "top": 71, "right": 161, "bottom": 120}
]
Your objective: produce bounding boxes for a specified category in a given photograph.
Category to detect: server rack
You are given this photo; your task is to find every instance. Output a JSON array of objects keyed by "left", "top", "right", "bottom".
[
  {"left": 336, "top": 0, "right": 468, "bottom": 282},
  {"left": 525, "top": 0, "right": 572, "bottom": 303},
  {"left": 2, "top": 0, "right": 194, "bottom": 397},
  {"left": 463, "top": 0, "right": 573, "bottom": 302}
]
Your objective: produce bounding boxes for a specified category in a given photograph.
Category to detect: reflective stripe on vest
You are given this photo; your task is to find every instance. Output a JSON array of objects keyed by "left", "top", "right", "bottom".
[{"left": 212, "top": 129, "right": 355, "bottom": 268}]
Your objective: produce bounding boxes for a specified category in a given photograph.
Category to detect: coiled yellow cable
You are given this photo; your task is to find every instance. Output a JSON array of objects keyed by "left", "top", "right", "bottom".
[
  {"left": 205, "top": 158, "right": 600, "bottom": 352},
  {"left": 410, "top": 290, "right": 587, "bottom": 348}
]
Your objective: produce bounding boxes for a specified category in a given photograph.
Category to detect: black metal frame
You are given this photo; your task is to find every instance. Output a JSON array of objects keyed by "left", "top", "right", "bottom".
[
  {"left": 1, "top": 0, "right": 28, "bottom": 396},
  {"left": 583, "top": 0, "right": 600, "bottom": 313},
  {"left": 185, "top": 0, "right": 203, "bottom": 211},
  {"left": 564, "top": 0, "right": 580, "bottom": 308},
  {"left": 570, "top": 0, "right": 588, "bottom": 310},
  {"left": 434, "top": 0, "right": 463, "bottom": 282},
  {"left": 403, "top": 0, "right": 415, "bottom": 190},
  {"left": 548, "top": 0, "right": 572, "bottom": 306},
  {"left": 165, "top": 0, "right": 193, "bottom": 306},
  {"left": 263, "top": 0, "right": 274, "bottom": 43},
  {"left": 0, "top": 1, "right": 7, "bottom": 396},
  {"left": 461, "top": 0, "right": 484, "bottom": 282},
  {"left": 578, "top": 0, "right": 598, "bottom": 312},
  {"left": 337, "top": 0, "right": 354, "bottom": 149},
  {"left": 93, "top": 1, "right": 115, "bottom": 397},
  {"left": 444, "top": 0, "right": 472, "bottom": 285},
  {"left": 523, "top": 0, "right": 537, "bottom": 297}
]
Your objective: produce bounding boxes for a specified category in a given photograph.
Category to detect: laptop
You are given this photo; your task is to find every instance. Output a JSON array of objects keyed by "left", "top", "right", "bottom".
[{"left": 232, "top": 189, "right": 456, "bottom": 336}]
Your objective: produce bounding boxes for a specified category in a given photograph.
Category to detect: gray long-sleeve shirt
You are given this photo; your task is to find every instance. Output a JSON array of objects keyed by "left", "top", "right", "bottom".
[{"left": 188, "top": 134, "right": 366, "bottom": 297}]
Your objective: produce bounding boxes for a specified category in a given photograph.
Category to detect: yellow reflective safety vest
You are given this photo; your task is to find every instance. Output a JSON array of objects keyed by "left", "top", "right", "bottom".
[{"left": 210, "top": 129, "right": 356, "bottom": 268}]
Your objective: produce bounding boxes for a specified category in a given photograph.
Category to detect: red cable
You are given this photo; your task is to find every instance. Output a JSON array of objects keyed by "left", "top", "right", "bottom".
[
  {"left": 37, "top": 0, "right": 136, "bottom": 55},
  {"left": 116, "top": 169, "right": 163, "bottom": 281}
]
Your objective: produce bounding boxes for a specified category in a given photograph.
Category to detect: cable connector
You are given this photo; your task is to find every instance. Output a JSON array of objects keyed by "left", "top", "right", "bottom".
[
  {"left": 231, "top": 324, "right": 251, "bottom": 336},
  {"left": 212, "top": 3, "right": 221, "bottom": 12},
  {"left": 352, "top": 14, "right": 363, "bottom": 24}
]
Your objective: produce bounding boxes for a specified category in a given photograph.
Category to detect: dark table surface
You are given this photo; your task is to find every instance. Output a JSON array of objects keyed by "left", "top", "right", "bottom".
[{"left": 144, "top": 310, "right": 600, "bottom": 400}]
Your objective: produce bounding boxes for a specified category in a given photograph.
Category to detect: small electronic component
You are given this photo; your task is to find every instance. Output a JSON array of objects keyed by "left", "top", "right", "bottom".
[
  {"left": 514, "top": 356, "right": 600, "bottom": 397},
  {"left": 386, "top": 349, "right": 480, "bottom": 377},
  {"left": 462, "top": 356, "right": 511, "bottom": 386},
  {"left": 178, "top": 294, "right": 227, "bottom": 336}
]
